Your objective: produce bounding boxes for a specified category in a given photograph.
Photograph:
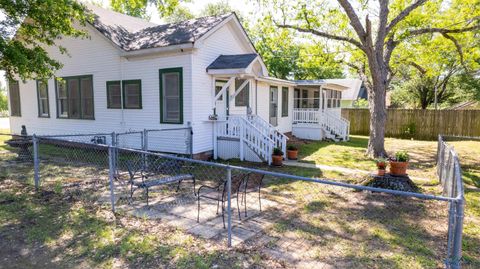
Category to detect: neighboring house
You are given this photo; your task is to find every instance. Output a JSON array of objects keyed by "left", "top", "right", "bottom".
[
  {"left": 6, "top": 4, "right": 350, "bottom": 164},
  {"left": 321, "top": 79, "right": 365, "bottom": 108}
]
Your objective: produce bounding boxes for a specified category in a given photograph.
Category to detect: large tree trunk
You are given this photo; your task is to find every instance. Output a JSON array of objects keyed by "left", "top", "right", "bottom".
[
  {"left": 366, "top": 81, "right": 387, "bottom": 157},
  {"left": 366, "top": 53, "right": 388, "bottom": 158}
]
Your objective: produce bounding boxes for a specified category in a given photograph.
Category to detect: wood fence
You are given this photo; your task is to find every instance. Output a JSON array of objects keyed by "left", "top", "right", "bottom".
[{"left": 341, "top": 109, "right": 480, "bottom": 140}]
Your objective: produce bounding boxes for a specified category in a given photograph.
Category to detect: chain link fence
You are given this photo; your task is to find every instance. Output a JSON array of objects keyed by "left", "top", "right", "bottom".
[{"left": 0, "top": 130, "right": 467, "bottom": 267}]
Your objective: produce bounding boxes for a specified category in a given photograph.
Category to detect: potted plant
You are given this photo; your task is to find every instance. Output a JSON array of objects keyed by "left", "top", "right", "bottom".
[
  {"left": 287, "top": 145, "right": 298, "bottom": 160},
  {"left": 389, "top": 151, "right": 409, "bottom": 176},
  {"left": 375, "top": 157, "right": 387, "bottom": 176},
  {"left": 272, "top": 147, "right": 284, "bottom": 166}
]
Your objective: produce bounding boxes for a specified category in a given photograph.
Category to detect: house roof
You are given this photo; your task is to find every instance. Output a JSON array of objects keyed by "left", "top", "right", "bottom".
[
  {"left": 325, "top": 79, "right": 363, "bottom": 99},
  {"left": 85, "top": 4, "right": 233, "bottom": 51},
  {"left": 293, "top": 79, "right": 350, "bottom": 90},
  {"left": 207, "top": 54, "right": 259, "bottom": 70}
]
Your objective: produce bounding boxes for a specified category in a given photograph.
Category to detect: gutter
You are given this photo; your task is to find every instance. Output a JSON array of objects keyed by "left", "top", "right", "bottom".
[{"left": 120, "top": 43, "right": 195, "bottom": 58}]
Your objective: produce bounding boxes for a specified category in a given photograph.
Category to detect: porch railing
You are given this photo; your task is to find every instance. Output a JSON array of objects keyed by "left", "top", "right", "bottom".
[
  {"left": 292, "top": 108, "right": 321, "bottom": 124},
  {"left": 293, "top": 109, "right": 350, "bottom": 141},
  {"left": 214, "top": 115, "right": 274, "bottom": 164},
  {"left": 247, "top": 115, "right": 288, "bottom": 159}
]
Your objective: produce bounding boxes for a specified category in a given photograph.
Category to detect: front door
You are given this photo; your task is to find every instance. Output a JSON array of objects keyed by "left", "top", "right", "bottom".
[
  {"left": 270, "top": 86, "right": 278, "bottom": 126},
  {"left": 215, "top": 80, "right": 229, "bottom": 119}
]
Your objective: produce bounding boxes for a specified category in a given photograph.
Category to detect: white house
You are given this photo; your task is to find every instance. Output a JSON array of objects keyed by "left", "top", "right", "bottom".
[{"left": 7, "top": 4, "right": 350, "bottom": 164}]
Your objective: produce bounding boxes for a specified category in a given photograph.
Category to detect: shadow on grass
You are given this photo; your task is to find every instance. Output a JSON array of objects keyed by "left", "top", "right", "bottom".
[
  {"left": 263, "top": 188, "right": 450, "bottom": 268},
  {"left": 0, "top": 167, "right": 233, "bottom": 268}
]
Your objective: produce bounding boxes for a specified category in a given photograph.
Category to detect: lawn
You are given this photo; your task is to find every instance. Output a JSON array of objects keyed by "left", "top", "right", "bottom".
[{"left": 0, "top": 134, "right": 479, "bottom": 268}]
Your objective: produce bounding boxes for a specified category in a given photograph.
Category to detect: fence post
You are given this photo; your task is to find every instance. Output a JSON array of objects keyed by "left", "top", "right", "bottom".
[
  {"left": 33, "top": 134, "right": 40, "bottom": 190},
  {"left": 111, "top": 132, "right": 117, "bottom": 176},
  {"left": 450, "top": 198, "right": 465, "bottom": 269},
  {"left": 226, "top": 166, "right": 232, "bottom": 247},
  {"left": 108, "top": 146, "right": 116, "bottom": 213}
]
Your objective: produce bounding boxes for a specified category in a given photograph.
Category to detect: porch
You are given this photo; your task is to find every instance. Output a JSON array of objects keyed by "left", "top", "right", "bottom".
[{"left": 292, "top": 81, "right": 350, "bottom": 141}]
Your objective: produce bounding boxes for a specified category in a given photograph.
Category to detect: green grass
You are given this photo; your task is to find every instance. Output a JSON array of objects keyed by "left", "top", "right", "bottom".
[{"left": 1, "top": 133, "right": 479, "bottom": 267}]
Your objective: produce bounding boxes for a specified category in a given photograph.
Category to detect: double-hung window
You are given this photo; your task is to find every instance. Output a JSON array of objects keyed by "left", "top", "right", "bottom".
[
  {"left": 160, "top": 68, "right": 183, "bottom": 124},
  {"left": 106, "top": 81, "right": 122, "bottom": 108},
  {"left": 56, "top": 75, "right": 94, "bottom": 119},
  {"left": 8, "top": 80, "right": 21, "bottom": 117},
  {"left": 106, "top": 80, "right": 142, "bottom": 109},
  {"left": 281, "top": 87, "right": 288, "bottom": 117},
  {"left": 37, "top": 80, "right": 49, "bottom": 117}
]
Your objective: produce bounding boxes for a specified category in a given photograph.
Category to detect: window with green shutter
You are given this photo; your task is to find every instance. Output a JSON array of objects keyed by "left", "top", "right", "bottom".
[
  {"left": 8, "top": 80, "right": 21, "bottom": 117},
  {"left": 37, "top": 80, "right": 49, "bottom": 117},
  {"left": 159, "top": 68, "right": 183, "bottom": 124},
  {"left": 56, "top": 75, "right": 94, "bottom": 119}
]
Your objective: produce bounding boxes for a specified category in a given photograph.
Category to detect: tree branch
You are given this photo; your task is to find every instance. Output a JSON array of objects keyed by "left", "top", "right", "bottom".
[
  {"left": 377, "top": 0, "right": 389, "bottom": 53},
  {"left": 386, "top": 0, "right": 428, "bottom": 33},
  {"left": 276, "top": 23, "right": 365, "bottom": 51},
  {"left": 409, "top": 61, "right": 427, "bottom": 75},
  {"left": 336, "top": 0, "right": 367, "bottom": 42},
  {"left": 407, "top": 24, "right": 480, "bottom": 37},
  {"left": 441, "top": 33, "right": 467, "bottom": 70}
]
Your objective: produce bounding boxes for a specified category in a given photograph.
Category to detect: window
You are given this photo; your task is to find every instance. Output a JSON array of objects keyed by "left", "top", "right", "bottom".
[
  {"left": 160, "top": 68, "right": 183, "bottom": 124},
  {"left": 37, "top": 80, "right": 49, "bottom": 117},
  {"left": 8, "top": 80, "right": 21, "bottom": 116},
  {"left": 123, "top": 80, "right": 142, "bottom": 109},
  {"left": 301, "top": 90, "right": 308, "bottom": 108},
  {"left": 106, "top": 81, "right": 121, "bottom": 109},
  {"left": 56, "top": 75, "right": 94, "bottom": 119},
  {"left": 294, "top": 88, "right": 300, "bottom": 108},
  {"left": 234, "top": 78, "right": 249, "bottom": 107},
  {"left": 215, "top": 80, "right": 227, "bottom": 101},
  {"left": 281, "top": 87, "right": 288, "bottom": 117},
  {"left": 313, "top": 90, "right": 320, "bottom": 108}
]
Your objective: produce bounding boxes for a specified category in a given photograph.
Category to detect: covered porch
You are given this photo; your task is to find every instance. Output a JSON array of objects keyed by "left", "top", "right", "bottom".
[{"left": 292, "top": 80, "right": 350, "bottom": 141}]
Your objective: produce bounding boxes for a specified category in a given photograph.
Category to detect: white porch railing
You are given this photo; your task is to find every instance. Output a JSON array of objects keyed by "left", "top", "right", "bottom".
[
  {"left": 215, "top": 115, "right": 275, "bottom": 164},
  {"left": 247, "top": 115, "right": 288, "bottom": 159},
  {"left": 293, "top": 109, "right": 350, "bottom": 141},
  {"left": 292, "top": 108, "right": 321, "bottom": 124}
]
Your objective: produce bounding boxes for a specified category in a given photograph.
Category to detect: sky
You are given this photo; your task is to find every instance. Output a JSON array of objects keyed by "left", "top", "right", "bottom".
[{"left": 1, "top": 0, "right": 260, "bottom": 87}]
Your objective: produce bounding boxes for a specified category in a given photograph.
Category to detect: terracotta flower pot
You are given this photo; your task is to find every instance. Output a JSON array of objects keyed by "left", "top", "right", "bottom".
[
  {"left": 287, "top": 149, "right": 298, "bottom": 160},
  {"left": 378, "top": 169, "right": 386, "bottom": 176},
  {"left": 272, "top": 155, "right": 283, "bottom": 166},
  {"left": 389, "top": 161, "right": 408, "bottom": 176}
]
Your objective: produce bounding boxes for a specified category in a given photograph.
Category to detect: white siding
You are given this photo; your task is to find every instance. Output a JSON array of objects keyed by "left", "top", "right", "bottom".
[
  {"left": 255, "top": 82, "right": 293, "bottom": 133},
  {"left": 9, "top": 24, "right": 193, "bottom": 153},
  {"left": 191, "top": 21, "right": 254, "bottom": 154}
]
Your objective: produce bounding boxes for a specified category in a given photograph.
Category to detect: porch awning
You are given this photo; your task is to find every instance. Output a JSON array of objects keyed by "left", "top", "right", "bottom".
[
  {"left": 206, "top": 53, "right": 269, "bottom": 76},
  {"left": 293, "top": 80, "right": 350, "bottom": 90}
]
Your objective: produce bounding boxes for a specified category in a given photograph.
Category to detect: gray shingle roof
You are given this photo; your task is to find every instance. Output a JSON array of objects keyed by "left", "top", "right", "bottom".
[
  {"left": 207, "top": 54, "right": 258, "bottom": 70},
  {"left": 85, "top": 4, "right": 232, "bottom": 51}
]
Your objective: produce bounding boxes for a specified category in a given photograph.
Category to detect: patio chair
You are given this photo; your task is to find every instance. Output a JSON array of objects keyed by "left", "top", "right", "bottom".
[
  {"left": 241, "top": 173, "right": 265, "bottom": 217},
  {"left": 126, "top": 159, "right": 195, "bottom": 206},
  {"left": 196, "top": 173, "right": 247, "bottom": 228}
]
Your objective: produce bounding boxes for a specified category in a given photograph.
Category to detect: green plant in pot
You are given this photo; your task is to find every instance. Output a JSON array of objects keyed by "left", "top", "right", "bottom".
[
  {"left": 375, "top": 157, "right": 387, "bottom": 176},
  {"left": 272, "top": 147, "right": 284, "bottom": 166},
  {"left": 389, "top": 151, "right": 409, "bottom": 176},
  {"left": 286, "top": 144, "right": 298, "bottom": 160}
]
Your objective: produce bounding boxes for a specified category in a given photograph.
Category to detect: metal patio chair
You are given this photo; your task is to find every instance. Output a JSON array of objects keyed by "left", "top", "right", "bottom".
[
  {"left": 196, "top": 173, "right": 247, "bottom": 228},
  {"left": 241, "top": 173, "right": 265, "bottom": 217},
  {"left": 126, "top": 159, "right": 196, "bottom": 206}
]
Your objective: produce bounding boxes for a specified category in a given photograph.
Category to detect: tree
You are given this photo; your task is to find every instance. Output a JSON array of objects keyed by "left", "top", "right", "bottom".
[
  {"left": 390, "top": 25, "right": 480, "bottom": 109},
  {"left": 270, "top": 0, "right": 480, "bottom": 156},
  {"left": 0, "top": 82, "right": 7, "bottom": 112},
  {"left": 249, "top": 16, "right": 344, "bottom": 79},
  {"left": 164, "top": 6, "right": 194, "bottom": 23},
  {"left": 110, "top": 0, "right": 190, "bottom": 18},
  {"left": 200, "top": 0, "right": 234, "bottom": 16},
  {"left": 0, "top": 1, "right": 90, "bottom": 80}
]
